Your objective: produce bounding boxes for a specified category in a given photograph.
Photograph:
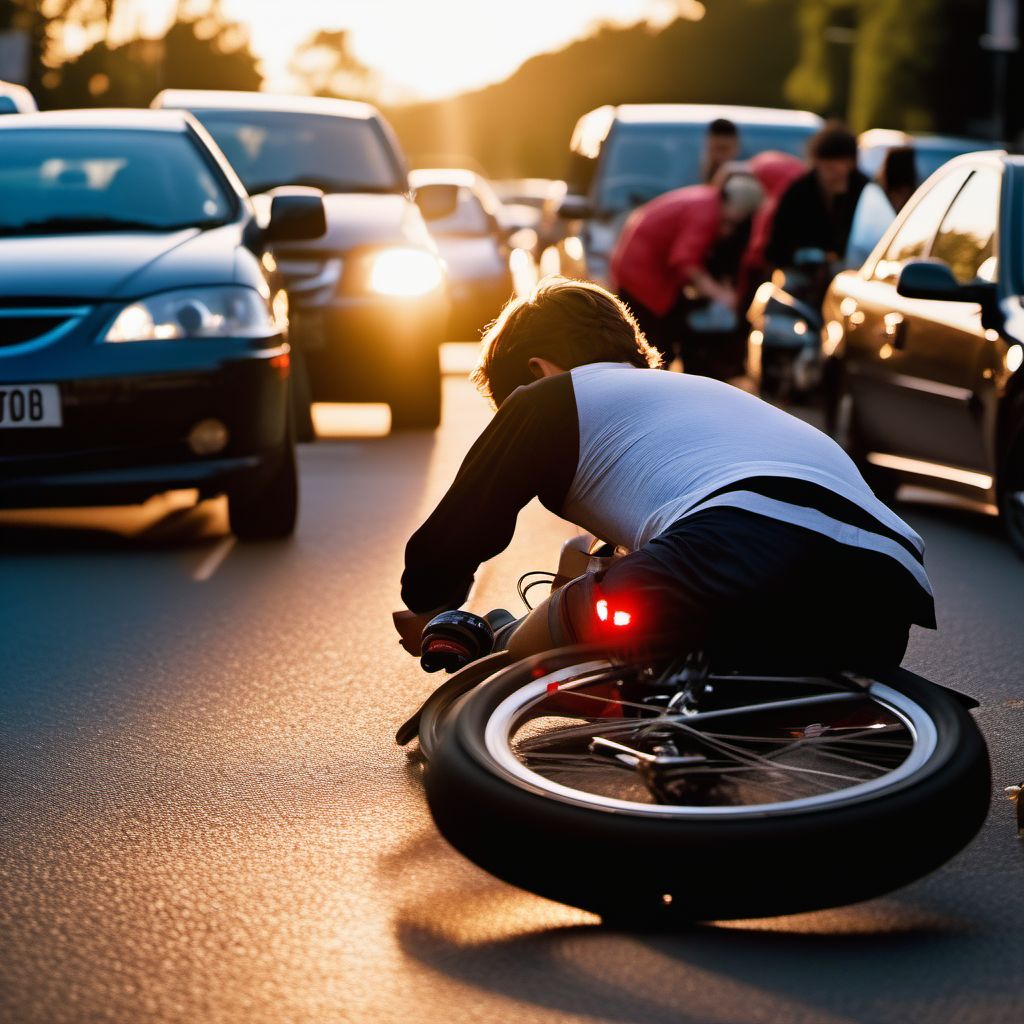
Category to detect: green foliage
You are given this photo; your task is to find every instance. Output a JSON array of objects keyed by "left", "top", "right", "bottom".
[
  {"left": 382, "top": 0, "right": 803, "bottom": 178},
  {"left": 38, "top": 14, "right": 261, "bottom": 109},
  {"left": 849, "top": 0, "right": 943, "bottom": 132},
  {"left": 785, "top": 0, "right": 992, "bottom": 136},
  {"left": 784, "top": 0, "right": 839, "bottom": 113}
]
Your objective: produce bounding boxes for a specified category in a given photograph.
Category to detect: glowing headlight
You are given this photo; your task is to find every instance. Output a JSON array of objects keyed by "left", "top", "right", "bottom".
[
  {"left": 369, "top": 249, "right": 444, "bottom": 297},
  {"left": 104, "top": 286, "right": 276, "bottom": 342}
]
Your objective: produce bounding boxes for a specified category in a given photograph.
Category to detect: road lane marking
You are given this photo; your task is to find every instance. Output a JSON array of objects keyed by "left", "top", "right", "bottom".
[{"left": 193, "top": 535, "right": 236, "bottom": 581}]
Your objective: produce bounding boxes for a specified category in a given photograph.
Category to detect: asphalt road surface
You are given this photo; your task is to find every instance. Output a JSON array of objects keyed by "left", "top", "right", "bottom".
[{"left": 3, "top": 346, "right": 1023, "bottom": 1024}]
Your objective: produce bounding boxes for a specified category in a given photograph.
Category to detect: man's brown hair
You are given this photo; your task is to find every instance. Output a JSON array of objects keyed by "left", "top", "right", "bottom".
[{"left": 471, "top": 276, "right": 663, "bottom": 406}]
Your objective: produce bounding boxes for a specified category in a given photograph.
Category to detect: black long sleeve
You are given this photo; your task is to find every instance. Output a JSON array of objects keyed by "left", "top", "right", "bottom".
[{"left": 401, "top": 373, "right": 579, "bottom": 614}]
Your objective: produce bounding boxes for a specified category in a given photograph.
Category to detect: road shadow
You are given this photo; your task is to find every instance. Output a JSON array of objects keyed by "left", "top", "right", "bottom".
[
  {"left": 0, "top": 494, "right": 225, "bottom": 555},
  {"left": 393, "top": 881, "right": 985, "bottom": 1024}
]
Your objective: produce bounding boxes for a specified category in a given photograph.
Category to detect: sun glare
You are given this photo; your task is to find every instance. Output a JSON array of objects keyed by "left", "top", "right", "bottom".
[{"left": 108, "top": 0, "right": 705, "bottom": 99}]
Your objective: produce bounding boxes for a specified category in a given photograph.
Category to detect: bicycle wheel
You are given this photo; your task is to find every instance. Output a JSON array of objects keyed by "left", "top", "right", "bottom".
[{"left": 426, "top": 647, "right": 990, "bottom": 922}]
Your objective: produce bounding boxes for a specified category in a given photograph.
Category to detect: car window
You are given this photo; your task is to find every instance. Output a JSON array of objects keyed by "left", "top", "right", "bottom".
[
  {"left": 422, "top": 186, "right": 490, "bottom": 236},
  {"left": 192, "top": 109, "right": 403, "bottom": 196},
  {"left": 929, "top": 169, "right": 1000, "bottom": 284},
  {"left": 593, "top": 121, "right": 816, "bottom": 215},
  {"left": 0, "top": 96, "right": 17, "bottom": 114},
  {"left": 0, "top": 128, "right": 234, "bottom": 234},
  {"left": 872, "top": 166, "right": 971, "bottom": 282}
]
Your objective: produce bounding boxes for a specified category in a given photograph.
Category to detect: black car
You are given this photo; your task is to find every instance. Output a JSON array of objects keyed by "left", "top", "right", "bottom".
[
  {"left": 152, "top": 90, "right": 450, "bottom": 431},
  {"left": 823, "top": 151, "right": 1024, "bottom": 554},
  {"left": 0, "top": 109, "right": 325, "bottom": 539}
]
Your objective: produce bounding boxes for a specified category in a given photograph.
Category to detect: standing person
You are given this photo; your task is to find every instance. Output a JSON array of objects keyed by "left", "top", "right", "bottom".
[
  {"left": 765, "top": 123, "right": 869, "bottom": 269},
  {"left": 877, "top": 146, "right": 918, "bottom": 213},
  {"left": 701, "top": 118, "right": 741, "bottom": 184},
  {"left": 609, "top": 173, "right": 763, "bottom": 367},
  {"left": 733, "top": 150, "right": 807, "bottom": 304}
]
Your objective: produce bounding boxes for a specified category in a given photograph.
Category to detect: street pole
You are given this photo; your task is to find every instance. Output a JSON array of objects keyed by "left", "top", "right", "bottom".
[{"left": 981, "top": 0, "right": 1019, "bottom": 142}]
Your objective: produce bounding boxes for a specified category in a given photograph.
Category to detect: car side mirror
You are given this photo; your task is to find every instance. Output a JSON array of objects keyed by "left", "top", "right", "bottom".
[
  {"left": 415, "top": 184, "right": 459, "bottom": 222},
  {"left": 897, "top": 258, "right": 1003, "bottom": 330},
  {"left": 896, "top": 259, "right": 962, "bottom": 300},
  {"left": 557, "top": 194, "right": 593, "bottom": 220},
  {"left": 265, "top": 188, "right": 327, "bottom": 242}
]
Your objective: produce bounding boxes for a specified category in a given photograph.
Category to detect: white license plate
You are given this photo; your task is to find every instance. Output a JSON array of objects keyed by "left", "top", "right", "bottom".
[{"left": 0, "top": 383, "right": 62, "bottom": 428}]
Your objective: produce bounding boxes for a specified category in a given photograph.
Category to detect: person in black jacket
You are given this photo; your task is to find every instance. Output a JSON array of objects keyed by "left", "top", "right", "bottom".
[{"left": 765, "top": 123, "right": 868, "bottom": 268}]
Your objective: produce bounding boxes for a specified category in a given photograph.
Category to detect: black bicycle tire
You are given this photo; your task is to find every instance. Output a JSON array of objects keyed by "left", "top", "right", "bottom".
[{"left": 426, "top": 651, "right": 990, "bottom": 922}]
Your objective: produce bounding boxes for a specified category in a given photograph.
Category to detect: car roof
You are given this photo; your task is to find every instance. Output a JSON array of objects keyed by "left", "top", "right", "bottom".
[
  {"left": 859, "top": 128, "right": 995, "bottom": 152},
  {"left": 609, "top": 103, "right": 823, "bottom": 128},
  {"left": 409, "top": 167, "right": 480, "bottom": 188},
  {"left": 0, "top": 108, "right": 191, "bottom": 132},
  {"left": 0, "top": 79, "right": 37, "bottom": 111},
  {"left": 153, "top": 89, "right": 380, "bottom": 120}
]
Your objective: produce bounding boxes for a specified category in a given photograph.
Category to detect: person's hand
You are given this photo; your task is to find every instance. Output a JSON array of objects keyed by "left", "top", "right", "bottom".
[
  {"left": 393, "top": 610, "right": 432, "bottom": 656},
  {"left": 714, "top": 284, "right": 738, "bottom": 310}
]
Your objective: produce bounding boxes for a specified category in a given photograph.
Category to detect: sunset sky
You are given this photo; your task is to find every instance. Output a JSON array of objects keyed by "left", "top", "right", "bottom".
[{"left": 100, "top": 0, "right": 705, "bottom": 99}]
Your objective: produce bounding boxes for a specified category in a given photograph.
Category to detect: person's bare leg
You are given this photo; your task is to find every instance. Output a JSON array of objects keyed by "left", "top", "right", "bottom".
[{"left": 503, "top": 595, "right": 559, "bottom": 660}]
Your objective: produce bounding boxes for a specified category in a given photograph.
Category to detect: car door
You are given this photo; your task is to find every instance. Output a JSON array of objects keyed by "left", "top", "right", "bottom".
[
  {"left": 843, "top": 165, "right": 971, "bottom": 452},
  {"left": 889, "top": 167, "right": 1001, "bottom": 473}
]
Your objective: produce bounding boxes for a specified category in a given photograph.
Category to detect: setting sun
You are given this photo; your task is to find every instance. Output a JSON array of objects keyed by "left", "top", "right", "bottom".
[{"left": 95, "top": 0, "right": 706, "bottom": 98}]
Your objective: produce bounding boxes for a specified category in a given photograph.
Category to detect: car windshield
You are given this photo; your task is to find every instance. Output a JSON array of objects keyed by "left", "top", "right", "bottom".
[
  {"left": 421, "top": 185, "right": 490, "bottom": 236},
  {"left": 915, "top": 146, "right": 981, "bottom": 180},
  {"left": 594, "top": 121, "right": 817, "bottom": 214},
  {"left": 191, "top": 109, "right": 404, "bottom": 195},
  {"left": 0, "top": 128, "right": 234, "bottom": 235}
]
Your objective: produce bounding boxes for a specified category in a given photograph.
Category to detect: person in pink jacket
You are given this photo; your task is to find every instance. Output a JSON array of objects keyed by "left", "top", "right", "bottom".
[
  {"left": 738, "top": 150, "right": 807, "bottom": 303},
  {"left": 610, "top": 173, "right": 763, "bottom": 366}
]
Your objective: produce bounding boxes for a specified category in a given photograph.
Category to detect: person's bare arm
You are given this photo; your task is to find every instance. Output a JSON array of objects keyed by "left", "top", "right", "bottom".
[{"left": 689, "top": 269, "right": 737, "bottom": 308}]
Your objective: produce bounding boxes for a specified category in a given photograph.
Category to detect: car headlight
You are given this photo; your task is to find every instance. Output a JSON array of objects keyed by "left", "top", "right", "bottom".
[
  {"left": 104, "top": 286, "right": 277, "bottom": 342},
  {"left": 367, "top": 248, "right": 444, "bottom": 297}
]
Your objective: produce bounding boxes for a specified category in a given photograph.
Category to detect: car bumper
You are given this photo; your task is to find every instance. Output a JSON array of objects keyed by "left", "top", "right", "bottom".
[
  {"left": 446, "top": 274, "right": 513, "bottom": 340},
  {"left": 294, "top": 292, "right": 448, "bottom": 402},
  {"left": 0, "top": 349, "right": 290, "bottom": 508}
]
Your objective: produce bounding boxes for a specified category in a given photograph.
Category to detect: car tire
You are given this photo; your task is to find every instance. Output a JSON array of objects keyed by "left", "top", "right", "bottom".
[
  {"left": 228, "top": 434, "right": 298, "bottom": 541},
  {"left": 290, "top": 346, "right": 316, "bottom": 443},
  {"left": 390, "top": 346, "right": 442, "bottom": 431},
  {"left": 999, "top": 440, "right": 1024, "bottom": 559}
]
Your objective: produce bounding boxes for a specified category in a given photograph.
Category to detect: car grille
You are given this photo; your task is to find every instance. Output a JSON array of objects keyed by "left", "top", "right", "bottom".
[
  {"left": 0, "top": 305, "right": 91, "bottom": 352},
  {"left": 273, "top": 251, "right": 343, "bottom": 307}
]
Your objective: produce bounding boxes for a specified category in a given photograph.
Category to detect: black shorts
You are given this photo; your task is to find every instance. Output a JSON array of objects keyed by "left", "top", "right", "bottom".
[{"left": 551, "top": 507, "right": 932, "bottom": 671}]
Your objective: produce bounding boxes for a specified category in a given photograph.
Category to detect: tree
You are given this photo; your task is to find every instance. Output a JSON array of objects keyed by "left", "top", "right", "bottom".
[
  {"left": 847, "top": 0, "right": 944, "bottom": 132},
  {"left": 42, "top": 9, "right": 261, "bottom": 109},
  {"left": 785, "top": 0, "right": 996, "bottom": 137},
  {"left": 289, "top": 29, "right": 379, "bottom": 100},
  {"left": 384, "top": 0, "right": 803, "bottom": 179}
]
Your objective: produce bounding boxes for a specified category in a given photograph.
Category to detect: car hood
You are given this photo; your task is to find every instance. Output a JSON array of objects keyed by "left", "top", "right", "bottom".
[
  {"left": 254, "top": 191, "right": 434, "bottom": 252},
  {"left": 0, "top": 225, "right": 243, "bottom": 300},
  {"left": 434, "top": 236, "right": 507, "bottom": 280}
]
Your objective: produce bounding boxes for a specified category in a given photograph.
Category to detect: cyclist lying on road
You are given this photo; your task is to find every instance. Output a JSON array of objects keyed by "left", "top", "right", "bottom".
[{"left": 395, "top": 277, "right": 934, "bottom": 670}]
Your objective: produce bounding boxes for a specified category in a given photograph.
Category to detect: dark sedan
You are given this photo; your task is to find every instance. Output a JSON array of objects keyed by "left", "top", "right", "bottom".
[
  {"left": 823, "top": 151, "right": 1024, "bottom": 555},
  {"left": 0, "top": 110, "right": 325, "bottom": 539},
  {"left": 152, "top": 90, "right": 450, "bottom": 431}
]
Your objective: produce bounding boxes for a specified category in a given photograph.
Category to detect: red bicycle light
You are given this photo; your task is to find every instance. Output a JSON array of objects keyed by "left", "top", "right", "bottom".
[{"left": 596, "top": 598, "right": 632, "bottom": 628}]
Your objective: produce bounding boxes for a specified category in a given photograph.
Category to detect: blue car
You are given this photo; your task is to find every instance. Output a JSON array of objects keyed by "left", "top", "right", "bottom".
[{"left": 0, "top": 109, "right": 325, "bottom": 539}]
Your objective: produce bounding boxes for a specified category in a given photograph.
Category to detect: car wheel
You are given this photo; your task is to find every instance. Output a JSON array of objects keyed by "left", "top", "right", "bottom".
[
  {"left": 390, "top": 346, "right": 442, "bottom": 431},
  {"left": 228, "top": 435, "right": 298, "bottom": 541},
  {"left": 999, "top": 442, "right": 1024, "bottom": 559},
  {"left": 290, "top": 346, "right": 316, "bottom": 443},
  {"left": 832, "top": 385, "right": 898, "bottom": 505}
]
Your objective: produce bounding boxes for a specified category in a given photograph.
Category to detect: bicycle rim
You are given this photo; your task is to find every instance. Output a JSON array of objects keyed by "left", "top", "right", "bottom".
[{"left": 482, "top": 659, "right": 939, "bottom": 819}]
